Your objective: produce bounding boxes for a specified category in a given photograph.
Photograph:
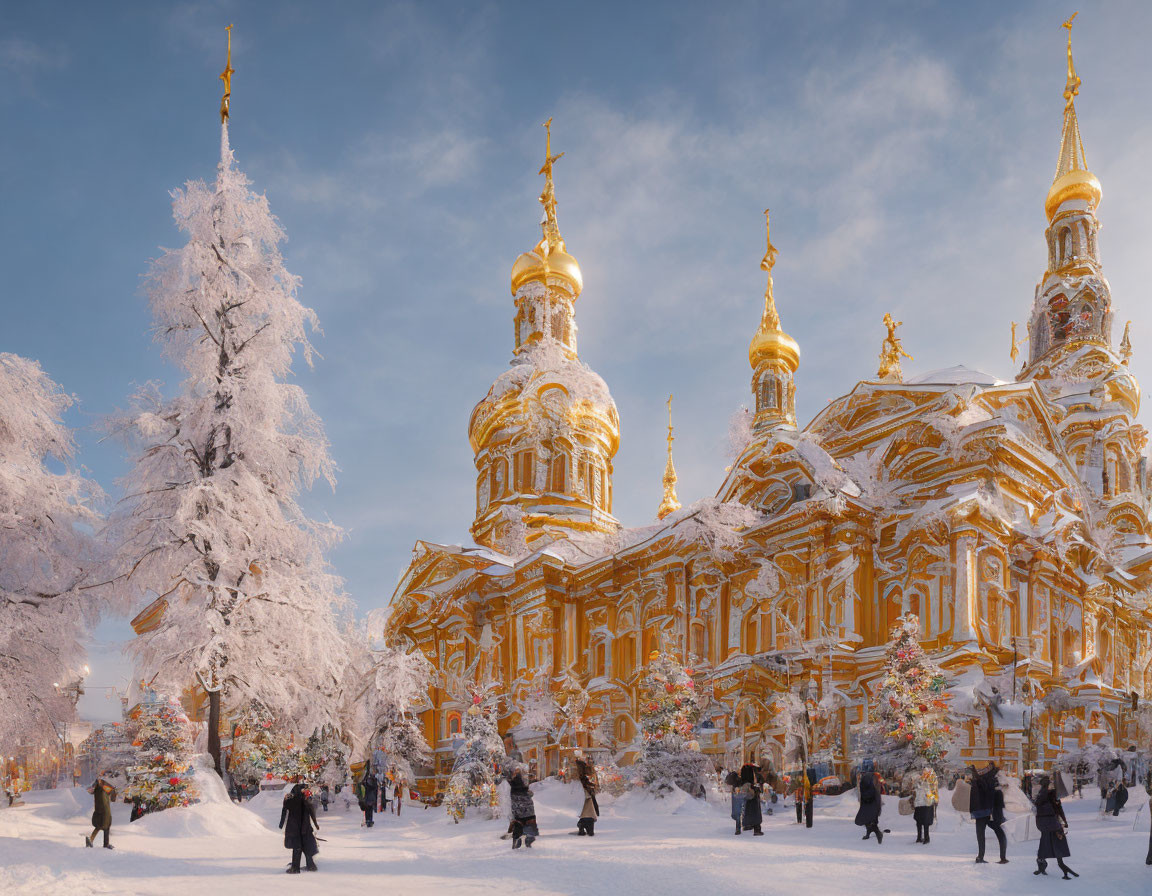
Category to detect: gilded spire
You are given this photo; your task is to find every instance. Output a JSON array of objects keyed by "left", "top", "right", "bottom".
[
  {"left": 1046, "top": 13, "right": 1101, "bottom": 220},
  {"left": 219, "top": 24, "right": 234, "bottom": 124},
  {"left": 539, "top": 118, "right": 566, "bottom": 253},
  {"left": 760, "top": 208, "right": 780, "bottom": 331},
  {"left": 1120, "top": 320, "right": 1133, "bottom": 364},
  {"left": 510, "top": 118, "right": 583, "bottom": 297},
  {"left": 657, "top": 394, "right": 681, "bottom": 520},
  {"left": 748, "top": 210, "right": 799, "bottom": 373}
]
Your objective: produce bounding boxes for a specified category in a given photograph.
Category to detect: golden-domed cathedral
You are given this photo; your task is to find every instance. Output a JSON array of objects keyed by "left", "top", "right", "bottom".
[{"left": 386, "top": 25, "right": 1152, "bottom": 782}]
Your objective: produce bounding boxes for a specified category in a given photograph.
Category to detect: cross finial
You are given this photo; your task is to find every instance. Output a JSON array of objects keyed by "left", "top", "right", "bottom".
[
  {"left": 761, "top": 209, "right": 778, "bottom": 272},
  {"left": 220, "top": 24, "right": 235, "bottom": 124},
  {"left": 1062, "top": 12, "right": 1080, "bottom": 108},
  {"left": 538, "top": 118, "right": 565, "bottom": 251}
]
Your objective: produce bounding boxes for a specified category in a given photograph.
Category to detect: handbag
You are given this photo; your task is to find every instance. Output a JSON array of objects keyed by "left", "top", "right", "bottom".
[
  {"left": 951, "top": 779, "right": 971, "bottom": 812},
  {"left": 898, "top": 797, "right": 913, "bottom": 816}
]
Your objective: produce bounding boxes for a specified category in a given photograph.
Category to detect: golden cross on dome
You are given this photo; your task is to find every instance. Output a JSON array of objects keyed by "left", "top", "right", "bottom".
[
  {"left": 761, "top": 209, "right": 779, "bottom": 272},
  {"left": 220, "top": 24, "right": 234, "bottom": 124},
  {"left": 1062, "top": 12, "right": 1080, "bottom": 108},
  {"left": 538, "top": 118, "right": 565, "bottom": 250}
]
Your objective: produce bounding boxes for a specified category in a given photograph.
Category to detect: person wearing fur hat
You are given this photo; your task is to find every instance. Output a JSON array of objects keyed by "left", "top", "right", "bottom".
[
  {"left": 910, "top": 767, "right": 939, "bottom": 845},
  {"left": 1033, "top": 774, "right": 1077, "bottom": 879}
]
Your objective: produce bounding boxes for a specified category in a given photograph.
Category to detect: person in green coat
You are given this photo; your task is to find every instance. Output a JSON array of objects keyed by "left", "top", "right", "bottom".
[{"left": 85, "top": 775, "right": 117, "bottom": 849}]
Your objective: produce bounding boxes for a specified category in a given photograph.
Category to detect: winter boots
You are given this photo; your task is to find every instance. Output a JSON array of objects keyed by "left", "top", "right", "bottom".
[{"left": 575, "top": 818, "right": 596, "bottom": 836}]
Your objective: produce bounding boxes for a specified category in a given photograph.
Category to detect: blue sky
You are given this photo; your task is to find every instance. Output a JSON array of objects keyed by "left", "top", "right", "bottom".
[{"left": 3, "top": 1, "right": 1151, "bottom": 721}]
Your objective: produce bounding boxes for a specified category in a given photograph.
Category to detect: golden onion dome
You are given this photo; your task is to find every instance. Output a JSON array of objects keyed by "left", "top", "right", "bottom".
[
  {"left": 749, "top": 327, "right": 800, "bottom": 372},
  {"left": 1045, "top": 168, "right": 1102, "bottom": 222},
  {"left": 510, "top": 241, "right": 583, "bottom": 297}
]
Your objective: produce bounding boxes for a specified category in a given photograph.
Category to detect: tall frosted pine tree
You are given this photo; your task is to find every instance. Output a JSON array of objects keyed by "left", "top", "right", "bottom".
[{"left": 105, "top": 113, "right": 347, "bottom": 775}]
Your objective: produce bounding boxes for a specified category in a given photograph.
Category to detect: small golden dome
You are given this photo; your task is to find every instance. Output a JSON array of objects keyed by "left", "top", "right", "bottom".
[
  {"left": 510, "top": 242, "right": 583, "bottom": 297},
  {"left": 749, "top": 328, "right": 800, "bottom": 372},
  {"left": 1045, "top": 168, "right": 1101, "bottom": 221}
]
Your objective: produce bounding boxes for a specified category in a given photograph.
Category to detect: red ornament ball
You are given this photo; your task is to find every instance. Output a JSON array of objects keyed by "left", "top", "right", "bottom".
[{"left": 168, "top": 777, "right": 180, "bottom": 786}]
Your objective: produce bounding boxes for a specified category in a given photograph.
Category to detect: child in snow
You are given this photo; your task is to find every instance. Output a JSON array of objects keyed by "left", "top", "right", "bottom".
[
  {"left": 726, "top": 770, "right": 745, "bottom": 834},
  {"left": 319, "top": 784, "right": 330, "bottom": 812},
  {"left": 508, "top": 766, "right": 539, "bottom": 849},
  {"left": 909, "top": 767, "right": 938, "bottom": 844}
]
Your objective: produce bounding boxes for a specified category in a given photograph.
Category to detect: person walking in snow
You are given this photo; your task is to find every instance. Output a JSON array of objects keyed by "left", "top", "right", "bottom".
[
  {"left": 574, "top": 758, "right": 599, "bottom": 836},
  {"left": 855, "top": 759, "right": 884, "bottom": 844},
  {"left": 84, "top": 774, "right": 117, "bottom": 849},
  {"left": 508, "top": 766, "right": 539, "bottom": 849},
  {"left": 1033, "top": 774, "right": 1077, "bottom": 879},
  {"left": 319, "top": 784, "right": 330, "bottom": 812},
  {"left": 358, "top": 769, "right": 378, "bottom": 828},
  {"left": 969, "top": 764, "right": 1008, "bottom": 865},
  {"left": 279, "top": 782, "right": 319, "bottom": 873},
  {"left": 910, "top": 767, "right": 938, "bottom": 845},
  {"left": 739, "top": 763, "right": 764, "bottom": 835},
  {"left": 726, "top": 770, "right": 745, "bottom": 835},
  {"left": 792, "top": 777, "right": 804, "bottom": 824},
  {"left": 1144, "top": 774, "right": 1152, "bottom": 865}
]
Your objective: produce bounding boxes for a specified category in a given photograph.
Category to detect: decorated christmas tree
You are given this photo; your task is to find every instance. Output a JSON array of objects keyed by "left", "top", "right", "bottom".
[
  {"left": 871, "top": 614, "right": 954, "bottom": 768},
  {"left": 637, "top": 650, "right": 711, "bottom": 795},
  {"left": 124, "top": 695, "right": 200, "bottom": 812},
  {"left": 229, "top": 703, "right": 304, "bottom": 783},
  {"left": 301, "top": 725, "right": 349, "bottom": 789},
  {"left": 444, "top": 687, "right": 505, "bottom": 822}
]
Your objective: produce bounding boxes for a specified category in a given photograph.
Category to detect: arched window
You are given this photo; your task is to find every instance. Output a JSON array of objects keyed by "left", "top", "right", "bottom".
[
  {"left": 594, "top": 642, "right": 606, "bottom": 677},
  {"left": 550, "top": 452, "right": 568, "bottom": 493},
  {"left": 447, "top": 712, "right": 461, "bottom": 737},
  {"left": 1060, "top": 228, "right": 1072, "bottom": 261},
  {"left": 691, "top": 621, "right": 708, "bottom": 662}
]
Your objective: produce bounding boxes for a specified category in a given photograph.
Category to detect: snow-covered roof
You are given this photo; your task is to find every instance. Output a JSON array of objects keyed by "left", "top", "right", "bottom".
[{"left": 905, "top": 365, "right": 1007, "bottom": 386}]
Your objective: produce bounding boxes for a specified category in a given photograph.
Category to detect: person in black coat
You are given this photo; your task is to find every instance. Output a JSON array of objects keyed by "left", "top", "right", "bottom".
[
  {"left": 854, "top": 759, "right": 883, "bottom": 844},
  {"left": 358, "top": 771, "right": 378, "bottom": 827},
  {"left": 739, "top": 763, "right": 764, "bottom": 836},
  {"left": 969, "top": 764, "right": 1008, "bottom": 864},
  {"left": 1033, "top": 775, "right": 1077, "bottom": 879},
  {"left": 279, "top": 783, "right": 319, "bottom": 873},
  {"left": 1144, "top": 775, "right": 1152, "bottom": 865},
  {"left": 84, "top": 775, "right": 116, "bottom": 849}
]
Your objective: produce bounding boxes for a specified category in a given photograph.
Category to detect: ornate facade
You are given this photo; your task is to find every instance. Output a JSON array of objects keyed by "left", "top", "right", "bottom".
[{"left": 386, "top": 32, "right": 1152, "bottom": 781}]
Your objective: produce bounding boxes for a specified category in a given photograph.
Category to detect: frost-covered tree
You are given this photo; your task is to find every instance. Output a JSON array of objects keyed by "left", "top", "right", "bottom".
[
  {"left": 869, "top": 614, "right": 954, "bottom": 769},
  {"left": 103, "top": 125, "right": 347, "bottom": 774},
  {"left": 444, "top": 685, "right": 505, "bottom": 822},
  {"left": 637, "top": 650, "right": 711, "bottom": 795},
  {"left": 339, "top": 632, "right": 433, "bottom": 782},
  {"left": 0, "top": 353, "right": 101, "bottom": 752}
]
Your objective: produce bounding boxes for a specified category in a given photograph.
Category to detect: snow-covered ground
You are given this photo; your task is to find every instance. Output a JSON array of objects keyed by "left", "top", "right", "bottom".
[{"left": 2, "top": 777, "right": 1150, "bottom": 895}]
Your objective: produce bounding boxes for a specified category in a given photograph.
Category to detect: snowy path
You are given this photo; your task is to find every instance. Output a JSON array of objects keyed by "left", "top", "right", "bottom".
[{"left": 2, "top": 781, "right": 1150, "bottom": 895}]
